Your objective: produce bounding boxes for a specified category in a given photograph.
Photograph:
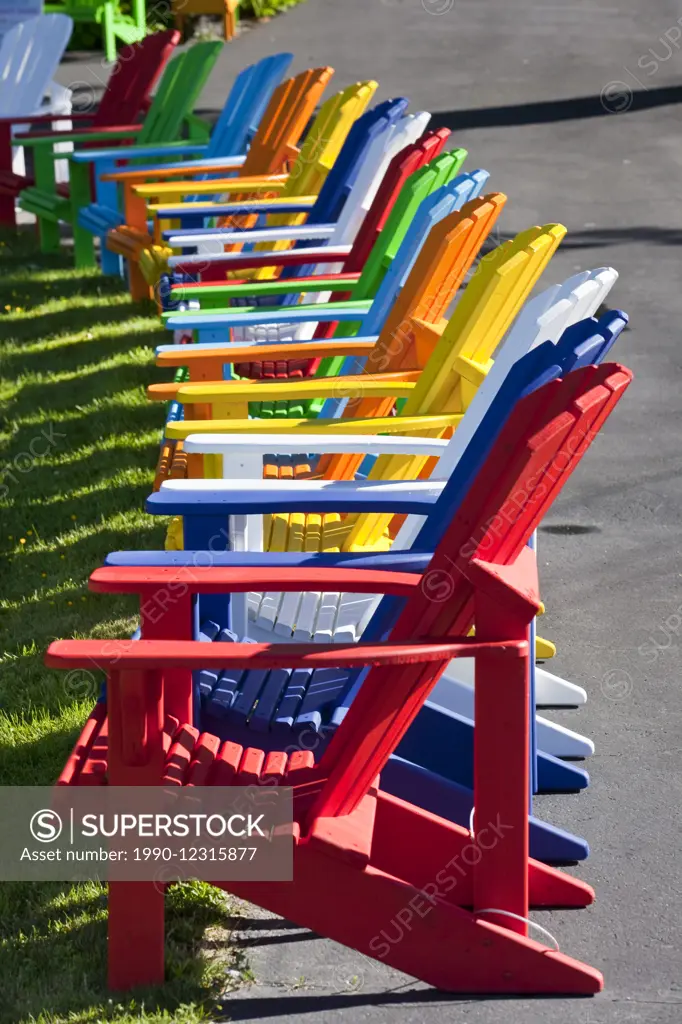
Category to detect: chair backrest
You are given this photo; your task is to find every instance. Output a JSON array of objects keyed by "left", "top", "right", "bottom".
[
  {"left": 424, "top": 268, "right": 619, "bottom": 485},
  {"left": 334, "top": 112, "right": 435, "bottom": 244},
  {"left": 239, "top": 66, "right": 335, "bottom": 178},
  {"left": 352, "top": 270, "right": 621, "bottom": 568},
  {"left": 205, "top": 52, "right": 293, "bottom": 160},
  {"left": 337, "top": 126, "right": 450, "bottom": 280},
  {"left": 362, "top": 320, "right": 629, "bottom": 653},
  {"left": 0, "top": 14, "right": 73, "bottom": 117},
  {"left": 275, "top": 112, "right": 440, "bottom": 295},
  {"left": 299, "top": 97, "right": 409, "bottom": 231},
  {"left": 241, "top": 81, "right": 377, "bottom": 277},
  {"left": 93, "top": 28, "right": 180, "bottom": 129},
  {"left": 403, "top": 225, "right": 568, "bottom": 418},
  {"left": 312, "top": 359, "right": 633, "bottom": 821},
  {"left": 305, "top": 151, "right": 468, "bottom": 412},
  {"left": 313, "top": 169, "right": 492, "bottom": 421},
  {"left": 362, "top": 169, "right": 490, "bottom": 336},
  {"left": 318, "top": 190, "right": 507, "bottom": 479},
  {"left": 349, "top": 148, "right": 468, "bottom": 304},
  {"left": 334, "top": 304, "right": 627, "bottom": 641},
  {"left": 343, "top": 223, "right": 567, "bottom": 549},
  {"left": 281, "top": 81, "right": 377, "bottom": 201},
  {"left": 137, "top": 41, "right": 223, "bottom": 146}
]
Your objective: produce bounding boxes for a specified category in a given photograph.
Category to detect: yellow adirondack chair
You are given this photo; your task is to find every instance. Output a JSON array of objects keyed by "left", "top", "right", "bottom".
[
  {"left": 143, "top": 77, "right": 378, "bottom": 285},
  {"left": 151, "top": 220, "right": 565, "bottom": 655}
]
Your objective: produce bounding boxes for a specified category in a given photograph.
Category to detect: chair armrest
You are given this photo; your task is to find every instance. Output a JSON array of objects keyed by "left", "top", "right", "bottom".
[
  {"left": 132, "top": 174, "right": 289, "bottom": 198},
  {"left": 71, "top": 143, "right": 209, "bottom": 165},
  {"left": 148, "top": 477, "right": 444, "bottom": 516},
  {"left": 150, "top": 198, "right": 317, "bottom": 218},
  {"left": 169, "top": 245, "right": 353, "bottom": 274},
  {"left": 153, "top": 373, "right": 418, "bottom": 405},
  {"left": 17, "top": 125, "right": 143, "bottom": 147},
  {"left": 164, "top": 411, "right": 463, "bottom": 440},
  {"left": 164, "top": 223, "right": 335, "bottom": 247},
  {"left": 155, "top": 338, "right": 378, "bottom": 367},
  {"left": 184, "top": 432, "right": 449, "bottom": 457},
  {"left": 168, "top": 275, "right": 361, "bottom": 304},
  {"left": 104, "top": 550, "right": 433, "bottom": 573},
  {"left": 47, "top": 637, "right": 490, "bottom": 672},
  {"left": 97, "top": 152, "right": 248, "bottom": 180},
  {"left": 163, "top": 297, "right": 371, "bottom": 330}
]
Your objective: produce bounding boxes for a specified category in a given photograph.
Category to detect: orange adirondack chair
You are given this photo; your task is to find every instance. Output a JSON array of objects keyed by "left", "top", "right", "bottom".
[{"left": 105, "top": 66, "right": 335, "bottom": 300}]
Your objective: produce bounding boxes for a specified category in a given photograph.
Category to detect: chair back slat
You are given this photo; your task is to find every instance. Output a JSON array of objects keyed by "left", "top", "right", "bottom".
[
  {"left": 206, "top": 52, "right": 293, "bottom": 159},
  {"left": 93, "top": 29, "right": 180, "bottom": 129},
  {"left": 239, "top": 66, "right": 334, "bottom": 178},
  {"left": 137, "top": 41, "right": 223, "bottom": 145}
]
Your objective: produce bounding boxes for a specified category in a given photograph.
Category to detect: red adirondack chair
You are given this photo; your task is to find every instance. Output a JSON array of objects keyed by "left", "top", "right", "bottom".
[
  {"left": 0, "top": 29, "right": 179, "bottom": 227},
  {"left": 46, "top": 361, "right": 632, "bottom": 994}
]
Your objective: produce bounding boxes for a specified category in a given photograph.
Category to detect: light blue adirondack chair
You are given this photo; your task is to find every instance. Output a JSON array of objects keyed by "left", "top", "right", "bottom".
[{"left": 73, "top": 51, "right": 294, "bottom": 273}]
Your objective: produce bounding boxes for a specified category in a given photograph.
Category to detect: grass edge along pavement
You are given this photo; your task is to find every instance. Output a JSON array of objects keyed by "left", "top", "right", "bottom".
[{"left": 0, "top": 228, "right": 251, "bottom": 1024}]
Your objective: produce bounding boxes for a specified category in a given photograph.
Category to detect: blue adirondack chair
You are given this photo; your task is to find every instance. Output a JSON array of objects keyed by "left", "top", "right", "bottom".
[
  {"left": 159, "top": 168, "right": 489, "bottom": 381},
  {"left": 156, "top": 97, "right": 423, "bottom": 346},
  {"left": 158, "top": 97, "right": 418, "bottom": 346},
  {"left": 73, "top": 52, "right": 294, "bottom": 273},
  {"left": 155, "top": 98, "right": 435, "bottom": 354},
  {"left": 107, "top": 309, "right": 627, "bottom": 864},
  {"left": 160, "top": 96, "right": 414, "bottom": 249}
]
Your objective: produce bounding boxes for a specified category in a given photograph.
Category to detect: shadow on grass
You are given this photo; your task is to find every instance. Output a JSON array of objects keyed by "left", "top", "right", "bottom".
[
  {"left": 0, "top": 235, "right": 171, "bottom": 714},
  {"left": 0, "top": 234, "right": 242, "bottom": 1022},
  {"left": 1, "top": 326, "right": 166, "bottom": 379},
  {"left": 0, "top": 875, "right": 238, "bottom": 1024}
]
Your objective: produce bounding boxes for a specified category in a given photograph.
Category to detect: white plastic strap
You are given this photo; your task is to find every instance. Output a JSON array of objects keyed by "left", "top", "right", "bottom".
[{"left": 475, "top": 909, "right": 561, "bottom": 951}]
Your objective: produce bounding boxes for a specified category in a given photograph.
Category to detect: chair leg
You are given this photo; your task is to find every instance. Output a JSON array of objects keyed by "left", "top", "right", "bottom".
[
  {"left": 0, "top": 125, "right": 16, "bottom": 227},
  {"left": 37, "top": 216, "right": 61, "bottom": 254},
  {"left": 73, "top": 221, "right": 97, "bottom": 269},
  {"left": 0, "top": 193, "right": 16, "bottom": 228},
  {"left": 129, "top": 259, "right": 153, "bottom": 303},
  {"left": 108, "top": 881, "right": 165, "bottom": 990},
  {"left": 103, "top": 3, "right": 117, "bottom": 64},
  {"left": 100, "top": 242, "right": 123, "bottom": 277}
]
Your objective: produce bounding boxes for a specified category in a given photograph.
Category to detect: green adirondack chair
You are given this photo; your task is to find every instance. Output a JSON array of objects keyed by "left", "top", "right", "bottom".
[
  {"left": 43, "top": 1, "right": 147, "bottom": 64},
  {"left": 18, "top": 40, "right": 223, "bottom": 254}
]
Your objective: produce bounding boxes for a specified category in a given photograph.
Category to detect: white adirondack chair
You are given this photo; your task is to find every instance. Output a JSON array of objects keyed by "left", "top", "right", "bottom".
[
  {"left": 0, "top": 15, "right": 74, "bottom": 184},
  {"left": 174, "top": 267, "right": 618, "bottom": 734},
  {"left": 167, "top": 110, "right": 432, "bottom": 346}
]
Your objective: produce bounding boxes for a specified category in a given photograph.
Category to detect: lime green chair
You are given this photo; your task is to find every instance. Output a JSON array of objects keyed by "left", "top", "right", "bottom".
[{"left": 43, "top": 1, "right": 147, "bottom": 64}]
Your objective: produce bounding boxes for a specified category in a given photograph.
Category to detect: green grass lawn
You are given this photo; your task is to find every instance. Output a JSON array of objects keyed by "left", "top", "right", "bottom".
[{"left": 0, "top": 230, "right": 247, "bottom": 1023}]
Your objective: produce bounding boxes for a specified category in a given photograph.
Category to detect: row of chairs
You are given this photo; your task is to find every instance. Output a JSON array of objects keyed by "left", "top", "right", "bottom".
[{"left": 29, "top": 42, "right": 632, "bottom": 996}]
